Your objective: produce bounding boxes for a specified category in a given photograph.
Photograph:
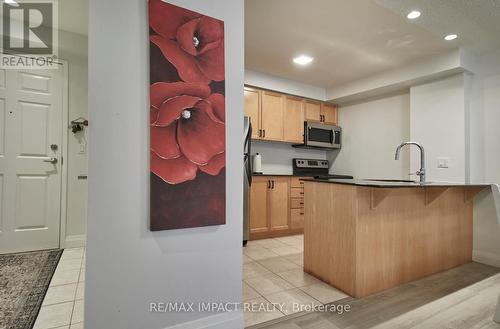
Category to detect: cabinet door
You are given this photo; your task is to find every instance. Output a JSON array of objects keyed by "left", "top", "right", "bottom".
[
  {"left": 250, "top": 177, "right": 269, "bottom": 234},
  {"left": 290, "top": 208, "right": 304, "bottom": 229},
  {"left": 304, "top": 100, "right": 322, "bottom": 122},
  {"left": 261, "top": 91, "right": 285, "bottom": 141},
  {"left": 269, "top": 177, "right": 289, "bottom": 231},
  {"left": 321, "top": 103, "right": 338, "bottom": 125},
  {"left": 284, "top": 97, "right": 305, "bottom": 143},
  {"left": 244, "top": 87, "right": 262, "bottom": 139}
]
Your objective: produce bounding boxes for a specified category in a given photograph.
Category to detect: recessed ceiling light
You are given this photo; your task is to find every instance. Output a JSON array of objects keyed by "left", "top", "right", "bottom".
[
  {"left": 4, "top": 0, "right": 19, "bottom": 6},
  {"left": 407, "top": 10, "right": 421, "bottom": 19},
  {"left": 444, "top": 34, "right": 458, "bottom": 41},
  {"left": 293, "top": 55, "right": 314, "bottom": 65}
]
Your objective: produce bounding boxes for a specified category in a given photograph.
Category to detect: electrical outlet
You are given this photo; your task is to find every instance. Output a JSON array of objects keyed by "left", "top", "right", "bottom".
[
  {"left": 78, "top": 143, "right": 86, "bottom": 154},
  {"left": 437, "top": 157, "right": 450, "bottom": 169}
]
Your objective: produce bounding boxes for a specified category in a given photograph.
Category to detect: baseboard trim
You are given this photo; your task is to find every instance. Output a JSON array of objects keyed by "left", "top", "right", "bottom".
[
  {"left": 165, "top": 311, "right": 244, "bottom": 329},
  {"left": 63, "top": 234, "right": 87, "bottom": 249},
  {"left": 473, "top": 250, "right": 500, "bottom": 268}
]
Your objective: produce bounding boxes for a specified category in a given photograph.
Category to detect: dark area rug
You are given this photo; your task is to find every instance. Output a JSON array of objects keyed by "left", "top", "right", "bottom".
[{"left": 0, "top": 249, "right": 63, "bottom": 329}]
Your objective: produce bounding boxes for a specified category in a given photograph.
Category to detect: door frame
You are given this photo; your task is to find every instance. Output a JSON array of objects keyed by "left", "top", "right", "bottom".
[{"left": 57, "top": 59, "right": 70, "bottom": 250}]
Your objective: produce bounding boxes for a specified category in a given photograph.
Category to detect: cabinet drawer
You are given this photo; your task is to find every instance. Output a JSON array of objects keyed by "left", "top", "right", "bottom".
[
  {"left": 290, "top": 188, "right": 304, "bottom": 198},
  {"left": 290, "top": 198, "right": 304, "bottom": 209},
  {"left": 290, "top": 177, "right": 306, "bottom": 188},
  {"left": 290, "top": 208, "right": 305, "bottom": 229}
]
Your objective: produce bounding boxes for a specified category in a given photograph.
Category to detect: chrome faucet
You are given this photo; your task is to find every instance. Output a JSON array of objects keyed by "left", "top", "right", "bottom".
[{"left": 395, "top": 142, "right": 426, "bottom": 183}]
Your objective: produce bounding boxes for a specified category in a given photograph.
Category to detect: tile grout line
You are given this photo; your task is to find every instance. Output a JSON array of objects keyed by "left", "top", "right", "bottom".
[
  {"left": 259, "top": 294, "right": 287, "bottom": 317},
  {"left": 34, "top": 248, "right": 87, "bottom": 329},
  {"left": 244, "top": 235, "right": 321, "bottom": 325}
]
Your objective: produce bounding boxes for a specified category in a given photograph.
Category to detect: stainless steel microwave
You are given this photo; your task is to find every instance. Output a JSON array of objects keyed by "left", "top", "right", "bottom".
[{"left": 304, "top": 121, "right": 341, "bottom": 149}]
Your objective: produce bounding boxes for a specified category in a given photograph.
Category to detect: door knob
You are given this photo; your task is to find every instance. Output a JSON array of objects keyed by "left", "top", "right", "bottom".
[{"left": 43, "top": 157, "right": 58, "bottom": 164}]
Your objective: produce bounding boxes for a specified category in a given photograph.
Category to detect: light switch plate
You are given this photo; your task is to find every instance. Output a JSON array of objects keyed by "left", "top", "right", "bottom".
[{"left": 437, "top": 157, "right": 450, "bottom": 169}]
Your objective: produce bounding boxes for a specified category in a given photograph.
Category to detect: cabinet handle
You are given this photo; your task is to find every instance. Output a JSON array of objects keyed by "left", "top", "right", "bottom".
[
  {"left": 300, "top": 213, "right": 304, "bottom": 215},
  {"left": 268, "top": 180, "right": 271, "bottom": 189},
  {"left": 300, "top": 192, "right": 304, "bottom": 195},
  {"left": 271, "top": 180, "right": 275, "bottom": 189},
  {"left": 258, "top": 129, "right": 262, "bottom": 137},
  {"left": 263, "top": 129, "right": 266, "bottom": 138},
  {"left": 300, "top": 202, "right": 304, "bottom": 205}
]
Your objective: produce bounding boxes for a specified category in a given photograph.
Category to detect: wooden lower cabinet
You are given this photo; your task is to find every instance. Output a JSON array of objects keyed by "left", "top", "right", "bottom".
[
  {"left": 290, "top": 208, "right": 305, "bottom": 229},
  {"left": 249, "top": 175, "right": 306, "bottom": 240},
  {"left": 249, "top": 177, "right": 269, "bottom": 234},
  {"left": 269, "top": 177, "right": 289, "bottom": 232}
]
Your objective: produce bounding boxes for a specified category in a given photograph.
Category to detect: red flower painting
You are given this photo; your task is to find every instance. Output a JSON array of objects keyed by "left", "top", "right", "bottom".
[
  {"left": 149, "top": 1, "right": 226, "bottom": 231},
  {"left": 149, "top": 0, "right": 225, "bottom": 84}
]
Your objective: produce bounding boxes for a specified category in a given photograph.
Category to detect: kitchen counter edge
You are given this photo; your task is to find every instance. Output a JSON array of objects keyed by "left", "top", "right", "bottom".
[{"left": 302, "top": 178, "right": 492, "bottom": 188}]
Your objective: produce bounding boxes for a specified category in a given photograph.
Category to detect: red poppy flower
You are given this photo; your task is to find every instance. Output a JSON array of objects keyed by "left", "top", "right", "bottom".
[
  {"left": 150, "top": 82, "right": 225, "bottom": 184},
  {"left": 149, "top": 0, "right": 225, "bottom": 84}
]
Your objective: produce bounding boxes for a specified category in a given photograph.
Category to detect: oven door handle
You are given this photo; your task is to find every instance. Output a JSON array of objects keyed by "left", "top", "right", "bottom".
[{"left": 330, "top": 129, "right": 334, "bottom": 144}]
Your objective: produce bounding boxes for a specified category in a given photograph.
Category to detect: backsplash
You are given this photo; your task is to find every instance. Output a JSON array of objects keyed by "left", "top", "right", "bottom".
[{"left": 251, "top": 140, "right": 327, "bottom": 174}]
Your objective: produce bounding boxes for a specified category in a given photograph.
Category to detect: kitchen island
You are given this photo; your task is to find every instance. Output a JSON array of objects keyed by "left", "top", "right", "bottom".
[{"left": 302, "top": 179, "right": 500, "bottom": 298}]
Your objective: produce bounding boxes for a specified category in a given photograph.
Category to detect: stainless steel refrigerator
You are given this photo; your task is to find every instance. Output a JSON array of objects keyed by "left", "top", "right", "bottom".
[{"left": 243, "top": 117, "right": 252, "bottom": 245}]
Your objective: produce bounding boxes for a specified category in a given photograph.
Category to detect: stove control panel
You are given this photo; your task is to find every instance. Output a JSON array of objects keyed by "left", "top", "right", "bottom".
[{"left": 293, "top": 158, "right": 329, "bottom": 169}]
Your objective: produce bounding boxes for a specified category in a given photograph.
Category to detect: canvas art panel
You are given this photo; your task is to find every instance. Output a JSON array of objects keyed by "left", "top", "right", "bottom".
[{"left": 149, "top": 0, "right": 226, "bottom": 230}]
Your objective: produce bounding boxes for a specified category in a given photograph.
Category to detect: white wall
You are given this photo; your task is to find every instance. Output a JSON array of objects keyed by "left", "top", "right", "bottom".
[
  {"left": 469, "top": 49, "right": 500, "bottom": 267},
  {"left": 331, "top": 93, "right": 410, "bottom": 179},
  {"left": 87, "top": 1, "right": 244, "bottom": 329},
  {"left": 59, "top": 30, "right": 88, "bottom": 247},
  {"left": 245, "top": 69, "right": 326, "bottom": 100},
  {"left": 481, "top": 50, "right": 500, "bottom": 187},
  {"left": 410, "top": 74, "right": 467, "bottom": 183}
]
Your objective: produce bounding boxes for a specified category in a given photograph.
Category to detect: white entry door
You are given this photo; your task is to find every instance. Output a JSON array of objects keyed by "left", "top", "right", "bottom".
[{"left": 0, "top": 66, "right": 64, "bottom": 254}]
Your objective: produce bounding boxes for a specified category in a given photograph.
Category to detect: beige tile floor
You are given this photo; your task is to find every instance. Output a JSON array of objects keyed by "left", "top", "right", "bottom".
[
  {"left": 33, "top": 247, "right": 86, "bottom": 329},
  {"left": 243, "top": 234, "right": 348, "bottom": 327},
  {"left": 34, "top": 235, "right": 346, "bottom": 328}
]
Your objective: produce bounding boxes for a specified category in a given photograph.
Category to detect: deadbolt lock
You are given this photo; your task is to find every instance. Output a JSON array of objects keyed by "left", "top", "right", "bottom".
[{"left": 50, "top": 144, "right": 58, "bottom": 151}]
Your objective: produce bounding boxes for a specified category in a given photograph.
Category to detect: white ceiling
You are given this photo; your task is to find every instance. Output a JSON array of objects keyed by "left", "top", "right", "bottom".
[
  {"left": 59, "top": 0, "right": 88, "bottom": 35},
  {"left": 245, "top": 0, "right": 500, "bottom": 88}
]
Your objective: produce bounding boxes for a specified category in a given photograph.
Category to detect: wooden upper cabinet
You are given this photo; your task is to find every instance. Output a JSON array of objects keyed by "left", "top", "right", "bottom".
[
  {"left": 304, "top": 100, "right": 322, "bottom": 122},
  {"left": 284, "top": 96, "right": 305, "bottom": 143},
  {"left": 269, "top": 177, "right": 289, "bottom": 232},
  {"left": 321, "top": 103, "right": 338, "bottom": 125},
  {"left": 261, "top": 91, "right": 285, "bottom": 141},
  {"left": 244, "top": 86, "right": 339, "bottom": 142},
  {"left": 250, "top": 176, "right": 269, "bottom": 234},
  {"left": 244, "top": 87, "right": 261, "bottom": 139}
]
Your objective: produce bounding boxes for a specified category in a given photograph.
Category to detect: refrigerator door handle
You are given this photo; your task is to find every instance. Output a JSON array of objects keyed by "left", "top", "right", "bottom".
[{"left": 244, "top": 122, "right": 253, "bottom": 185}]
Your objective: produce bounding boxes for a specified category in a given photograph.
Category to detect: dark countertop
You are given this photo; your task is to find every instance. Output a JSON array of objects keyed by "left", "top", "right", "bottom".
[
  {"left": 253, "top": 173, "right": 306, "bottom": 177},
  {"left": 302, "top": 178, "right": 492, "bottom": 188}
]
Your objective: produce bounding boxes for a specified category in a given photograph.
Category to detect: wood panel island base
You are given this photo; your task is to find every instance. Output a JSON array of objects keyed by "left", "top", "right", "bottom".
[{"left": 303, "top": 179, "right": 488, "bottom": 298}]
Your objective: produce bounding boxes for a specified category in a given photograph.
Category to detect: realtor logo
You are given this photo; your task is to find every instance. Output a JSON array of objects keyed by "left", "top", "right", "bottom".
[{"left": 1, "top": 0, "right": 58, "bottom": 69}]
